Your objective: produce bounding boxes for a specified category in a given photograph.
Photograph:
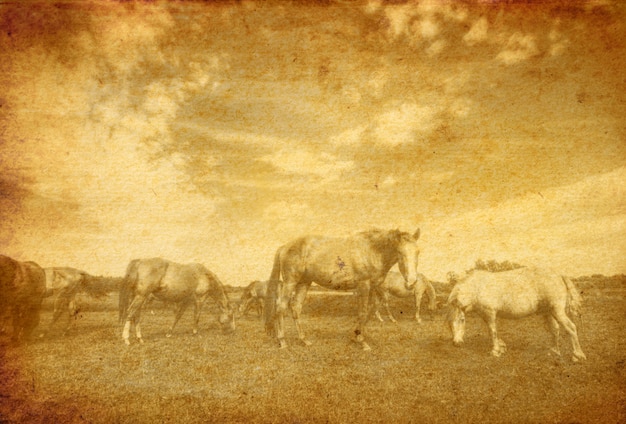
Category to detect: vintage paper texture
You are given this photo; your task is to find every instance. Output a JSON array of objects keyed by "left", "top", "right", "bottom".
[{"left": 0, "top": 1, "right": 624, "bottom": 423}]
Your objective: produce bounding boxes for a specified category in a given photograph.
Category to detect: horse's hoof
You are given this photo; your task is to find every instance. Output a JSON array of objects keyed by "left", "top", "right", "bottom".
[
  {"left": 300, "top": 339, "right": 312, "bottom": 347},
  {"left": 278, "top": 339, "right": 288, "bottom": 349},
  {"left": 362, "top": 343, "right": 372, "bottom": 351},
  {"left": 490, "top": 350, "right": 502, "bottom": 357},
  {"left": 453, "top": 340, "right": 463, "bottom": 347},
  {"left": 572, "top": 353, "right": 587, "bottom": 362},
  {"left": 124, "top": 339, "right": 130, "bottom": 346},
  {"left": 415, "top": 318, "right": 422, "bottom": 324},
  {"left": 390, "top": 319, "right": 398, "bottom": 324},
  {"left": 166, "top": 333, "right": 172, "bottom": 338},
  {"left": 138, "top": 338, "right": 144, "bottom": 344}
]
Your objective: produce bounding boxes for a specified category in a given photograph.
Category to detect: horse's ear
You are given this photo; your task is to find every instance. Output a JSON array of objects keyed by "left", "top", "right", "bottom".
[{"left": 413, "top": 228, "right": 421, "bottom": 240}]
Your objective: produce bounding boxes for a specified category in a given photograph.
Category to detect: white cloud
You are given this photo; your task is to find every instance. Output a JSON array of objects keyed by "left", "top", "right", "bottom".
[
  {"left": 496, "top": 33, "right": 539, "bottom": 65},
  {"left": 373, "top": 103, "right": 437, "bottom": 146},
  {"left": 258, "top": 148, "right": 354, "bottom": 182},
  {"left": 419, "top": 18, "right": 440, "bottom": 39},
  {"left": 426, "top": 39, "right": 446, "bottom": 56},
  {"left": 329, "top": 125, "right": 367, "bottom": 146},
  {"left": 384, "top": 5, "right": 419, "bottom": 39},
  {"left": 463, "top": 17, "right": 488, "bottom": 45}
]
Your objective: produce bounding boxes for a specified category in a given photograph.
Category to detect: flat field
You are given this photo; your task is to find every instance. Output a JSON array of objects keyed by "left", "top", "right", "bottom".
[{"left": 1, "top": 289, "right": 624, "bottom": 423}]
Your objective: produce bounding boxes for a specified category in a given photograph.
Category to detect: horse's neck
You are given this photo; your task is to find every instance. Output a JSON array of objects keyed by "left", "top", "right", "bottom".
[{"left": 211, "top": 285, "right": 230, "bottom": 310}]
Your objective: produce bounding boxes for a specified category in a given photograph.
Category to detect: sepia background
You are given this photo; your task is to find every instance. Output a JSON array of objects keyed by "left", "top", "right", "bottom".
[
  {"left": 1, "top": 0, "right": 624, "bottom": 285},
  {"left": 1, "top": 1, "right": 625, "bottom": 423}
]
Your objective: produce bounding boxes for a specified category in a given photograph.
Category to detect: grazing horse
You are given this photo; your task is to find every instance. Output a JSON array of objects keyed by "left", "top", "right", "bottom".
[
  {"left": 239, "top": 280, "right": 270, "bottom": 318},
  {"left": 264, "top": 228, "right": 421, "bottom": 350},
  {"left": 447, "top": 267, "right": 586, "bottom": 362},
  {"left": 119, "top": 258, "right": 236, "bottom": 345},
  {"left": 42, "top": 267, "right": 117, "bottom": 337},
  {"left": 375, "top": 271, "right": 437, "bottom": 324},
  {"left": 0, "top": 255, "right": 46, "bottom": 343}
]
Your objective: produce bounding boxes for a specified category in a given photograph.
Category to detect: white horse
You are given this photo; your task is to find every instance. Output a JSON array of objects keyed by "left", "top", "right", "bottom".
[
  {"left": 447, "top": 267, "right": 586, "bottom": 362},
  {"left": 375, "top": 272, "right": 436, "bottom": 323}
]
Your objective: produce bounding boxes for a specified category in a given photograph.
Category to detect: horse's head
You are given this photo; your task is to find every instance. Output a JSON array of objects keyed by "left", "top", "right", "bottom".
[
  {"left": 238, "top": 285, "right": 256, "bottom": 314},
  {"left": 219, "top": 302, "right": 236, "bottom": 333},
  {"left": 396, "top": 228, "right": 421, "bottom": 290}
]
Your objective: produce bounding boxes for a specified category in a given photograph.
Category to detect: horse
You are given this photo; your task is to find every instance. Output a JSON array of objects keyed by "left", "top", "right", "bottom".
[
  {"left": 118, "top": 258, "right": 236, "bottom": 345},
  {"left": 446, "top": 267, "right": 587, "bottom": 362},
  {"left": 0, "top": 255, "right": 47, "bottom": 343},
  {"left": 239, "top": 280, "right": 270, "bottom": 318},
  {"left": 264, "top": 228, "right": 421, "bottom": 350},
  {"left": 375, "top": 271, "right": 437, "bottom": 324},
  {"left": 41, "top": 267, "right": 118, "bottom": 337}
]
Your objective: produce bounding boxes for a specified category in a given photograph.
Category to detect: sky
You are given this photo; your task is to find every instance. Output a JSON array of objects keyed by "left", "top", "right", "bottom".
[{"left": 0, "top": 0, "right": 624, "bottom": 284}]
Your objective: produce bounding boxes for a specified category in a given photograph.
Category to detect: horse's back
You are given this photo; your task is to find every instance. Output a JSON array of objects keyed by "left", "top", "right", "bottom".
[{"left": 452, "top": 267, "right": 568, "bottom": 317}]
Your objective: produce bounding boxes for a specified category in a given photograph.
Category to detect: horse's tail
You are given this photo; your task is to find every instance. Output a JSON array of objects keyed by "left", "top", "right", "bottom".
[
  {"left": 264, "top": 247, "right": 283, "bottom": 335},
  {"left": 118, "top": 260, "right": 139, "bottom": 324},
  {"left": 563, "top": 276, "right": 582, "bottom": 319}
]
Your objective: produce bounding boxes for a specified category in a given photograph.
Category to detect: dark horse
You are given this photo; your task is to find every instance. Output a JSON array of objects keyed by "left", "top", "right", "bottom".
[
  {"left": 119, "top": 258, "right": 235, "bottom": 345},
  {"left": 0, "top": 255, "right": 47, "bottom": 343},
  {"left": 264, "top": 228, "right": 421, "bottom": 350}
]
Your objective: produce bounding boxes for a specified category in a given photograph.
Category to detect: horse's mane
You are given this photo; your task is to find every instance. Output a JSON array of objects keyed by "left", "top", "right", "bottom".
[{"left": 358, "top": 228, "right": 409, "bottom": 251}]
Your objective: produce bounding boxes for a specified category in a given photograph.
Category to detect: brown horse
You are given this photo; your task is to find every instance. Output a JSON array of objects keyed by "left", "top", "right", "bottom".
[
  {"left": 447, "top": 267, "right": 586, "bottom": 362},
  {"left": 375, "top": 271, "right": 437, "bottom": 324},
  {"left": 264, "top": 228, "right": 421, "bottom": 350},
  {"left": 42, "top": 267, "right": 118, "bottom": 337},
  {"left": 0, "top": 255, "right": 47, "bottom": 343},
  {"left": 238, "top": 280, "right": 270, "bottom": 318},
  {"left": 119, "top": 258, "right": 236, "bottom": 345}
]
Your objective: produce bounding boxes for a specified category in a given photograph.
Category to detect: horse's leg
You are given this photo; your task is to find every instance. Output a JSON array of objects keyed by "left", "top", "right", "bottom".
[
  {"left": 552, "top": 308, "right": 586, "bottom": 362},
  {"left": 122, "top": 294, "right": 148, "bottom": 345},
  {"left": 168, "top": 300, "right": 191, "bottom": 337},
  {"left": 544, "top": 314, "right": 561, "bottom": 356},
  {"left": 275, "top": 281, "right": 296, "bottom": 349},
  {"left": 257, "top": 299, "right": 264, "bottom": 320},
  {"left": 382, "top": 291, "right": 397, "bottom": 323},
  {"left": 483, "top": 310, "right": 504, "bottom": 357},
  {"left": 291, "top": 283, "right": 312, "bottom": 346},
  {"left": 192, "top": 296, "right": 209, "bottom": 335},
  {"left": 63, "top": 293, "right": 80, "bottom": 336},
  {"left": 40, "top": 294, "right": 65, "bottom": 338},
  {"left": 414, "top": 286, "right": 424, "bottom": 324},
  {"left": 354, "top": 282, "right": 372, "bottom": 351}
]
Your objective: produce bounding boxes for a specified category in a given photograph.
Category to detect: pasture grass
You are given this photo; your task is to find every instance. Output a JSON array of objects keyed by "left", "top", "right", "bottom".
[{"left": 0, "top": 291, "right": 625, "bottom": 423}]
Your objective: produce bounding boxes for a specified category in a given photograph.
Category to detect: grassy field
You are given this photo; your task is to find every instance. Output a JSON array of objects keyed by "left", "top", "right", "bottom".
[{"left": 0, "top": 288, "right": 624, "bottom": 423}]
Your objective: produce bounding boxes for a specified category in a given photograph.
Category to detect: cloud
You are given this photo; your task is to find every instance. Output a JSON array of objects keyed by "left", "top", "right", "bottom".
[
  {"left": 463, "top": 17, "right": 488, "bottom": 46},
  {"left": 258, "top": 148, "right": 354, "bottom": 182},
  {"left": 329, "top": 125, "right": 367, "bottom": 146},
  {"left": 496, "top": 32, "right": 539, "bottom": 65},
  {"left": 384, "top": 5, "right": 418, "bottom": 39},
  {"left": 373, "top": 103, "right": 438, "bottom": 146}
]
